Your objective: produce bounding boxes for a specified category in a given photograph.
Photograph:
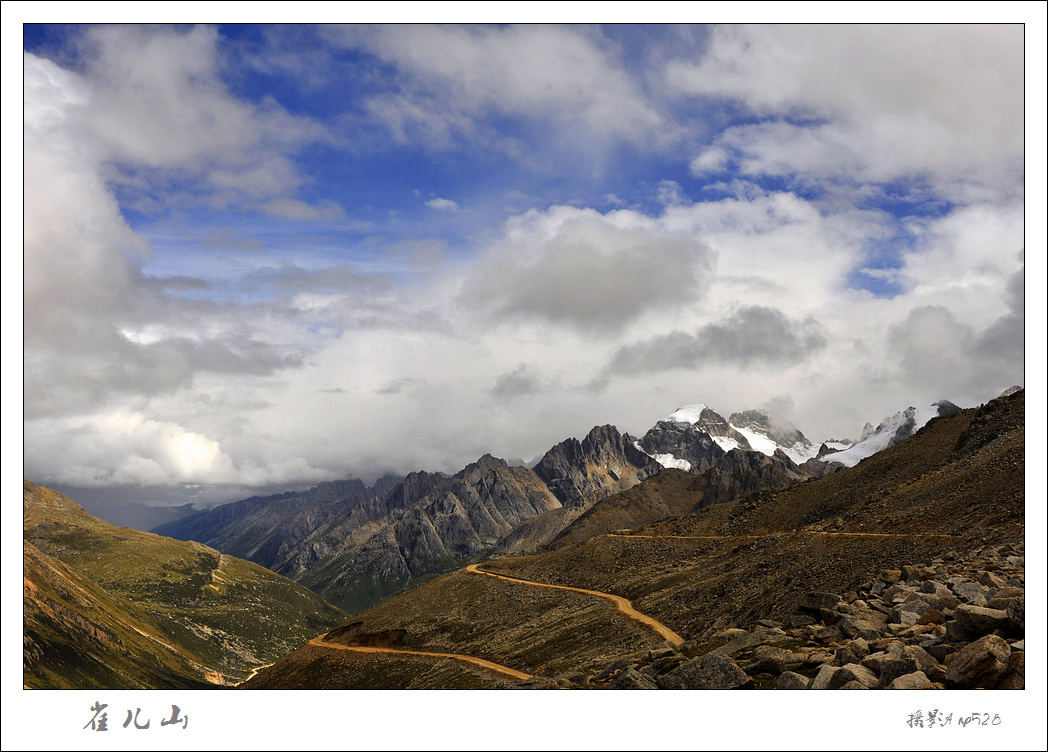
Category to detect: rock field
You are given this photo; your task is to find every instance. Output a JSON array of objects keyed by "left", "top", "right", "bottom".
[{"left": 568, "top": 541, "right": 1024, "bottom": 689}]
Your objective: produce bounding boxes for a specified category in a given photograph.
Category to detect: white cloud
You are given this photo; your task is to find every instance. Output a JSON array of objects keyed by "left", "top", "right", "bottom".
[
  {"left": 260, "top": 198, "right": 347, "bottom": 220},
  {"left": 426, "top": 197, "right": 459, "bottom": 211},
  {"left": 669, "top": 25, "right": 1024, "bottom": 197},
  {"left": 460, "top": 206, "right": 715, "bottom": 334},
  {"left": 335, "top": 24, "right": 666, "bottom": 153},
  {"left": 18, "top": 24, "right": 1032, "bottom": 499}
]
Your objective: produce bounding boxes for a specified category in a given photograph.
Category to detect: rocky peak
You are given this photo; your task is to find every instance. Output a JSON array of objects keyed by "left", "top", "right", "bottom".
[
  {"left": 729, "top": 409, "right": 810, "bottom": 449},
  {"left": 534, "top": 425, "right": 659, "bottom": 505}
]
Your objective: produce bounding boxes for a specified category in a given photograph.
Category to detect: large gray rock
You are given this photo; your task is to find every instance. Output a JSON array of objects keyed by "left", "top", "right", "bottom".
[
  {"left": 655, "top": 654, "right": 754, "bottom": 689},
  {"left": 954, "top": 604, "right": 1011, "bottom": 636},
  {"left": 951, "top": 581, "right": 990, "bottom": 605},
  {"left": 809, "top": 665, "right": 840, "bottom": 690},
  {"left": 775, "top": 671, "right": 810, "bottom": 690},
  {"left": 944, "top": 634, "right": 1011, "bottom": 688},
  {"left": 887, "top": 671, "right": 932, "bottom": 689},
  {"left": 878, "top": 657, "right": 920, "bottom": 686},
  {"left": 743, "top": 645, "right": 805, "bottom": 674},
  {"left": 798, "top": 592, "right": 842, "bottom": 613},
  {"left": 1006, "top": 595, "right": 1024, "bottom": 632},
  {"left": 837, "top": 613, "right": 888, "bottom": 641},
  {"left": 827, "top": 663, "right": 879, "bottom": 689},
  {"left": 609, "top": 668, "right": 658, "bottom": 689}
]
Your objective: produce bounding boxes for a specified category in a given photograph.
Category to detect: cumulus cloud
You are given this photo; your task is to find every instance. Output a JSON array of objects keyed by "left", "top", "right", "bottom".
[
  {"left": 460, "top": 206, "right": 715, "bottom": 334},
  {"left": 426, "top": 197, "right": 459, "bottom": 211},
  {"left": 889, "top": 263, "right": 1025, "bottom": 401},
  {"left": 18, "top": 24, "right": 1030, "bottom": 501},
  {"left": 604, "top": 306, "right": 827, "bottom": 377},
  {"left": 669, "top": 25, "right": 1024, "bottom": 198},
  {"left": 21, "top": 28, "right": 339, "bottom": 490},
  {"left": 332, "top": 24, "right": 666, "bottom": 153}
]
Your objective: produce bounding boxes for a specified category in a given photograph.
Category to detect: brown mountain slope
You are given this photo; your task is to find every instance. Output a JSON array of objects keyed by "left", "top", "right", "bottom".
[
  {"left": 23, "top": 482, "right": 346, "bottom": 688},
  {"left": 244, "top": 390, "right": 1023, "bottom": 688},
  {"left": 23, "top": 541, "right": 213, "bottom": 689},
  {"left": 484, "top": 390, "right": 1024, "bottom": 639}
]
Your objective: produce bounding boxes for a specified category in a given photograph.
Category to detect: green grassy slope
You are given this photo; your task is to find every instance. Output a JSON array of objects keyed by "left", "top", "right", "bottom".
[{"left": 23, "top": 481, "right": 346, "bottom": 688}]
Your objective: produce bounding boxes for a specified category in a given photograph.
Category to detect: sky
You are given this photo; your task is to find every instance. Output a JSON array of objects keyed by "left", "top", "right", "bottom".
[{"left": 15, "top": 19, "right": 1040, "bottom": 508}]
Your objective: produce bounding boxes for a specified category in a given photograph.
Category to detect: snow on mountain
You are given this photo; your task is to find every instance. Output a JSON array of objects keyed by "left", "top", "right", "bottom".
[
  {"left": 665, "top": 404, "right": 709, "bottom": 425},
  {"left": 640, "top": 403, "right": 815, "bottom": 469},
  {"left": 821, "top": 402, "right": 961, "bottom": 468},
  {"left": 639, "top": 399, "right": 959, "bottom": 472}
]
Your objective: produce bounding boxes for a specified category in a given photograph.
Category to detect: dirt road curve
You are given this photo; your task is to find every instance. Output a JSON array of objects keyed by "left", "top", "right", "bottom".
[
  {"left": 308, "top": 638, "right": 532, "bottom": 681},
  {"left": 466, "top": 563, "right": 685, "bottom": 647}
]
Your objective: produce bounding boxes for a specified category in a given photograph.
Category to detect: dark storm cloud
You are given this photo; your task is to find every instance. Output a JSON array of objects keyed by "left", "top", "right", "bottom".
[
  {"left": 489, "top": 364, "right": 545, "bottom": 401},
  {"left": 605, "top": 305, "right": 827, "bottom": 376},
  {"left": 375, "top": 378, "right": 423, "bottom": 396},
  {"left": 890, "top": 265, "right": 1025, "bottom": 398}
]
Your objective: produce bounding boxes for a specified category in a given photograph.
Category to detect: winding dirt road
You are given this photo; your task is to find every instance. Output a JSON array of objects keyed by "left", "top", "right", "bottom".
[
  {"left": 465, "top": 563, "right": 684, "bottom": 647},
  {"left": 308, "top": 638, "right": 531, "bottom": 682}
]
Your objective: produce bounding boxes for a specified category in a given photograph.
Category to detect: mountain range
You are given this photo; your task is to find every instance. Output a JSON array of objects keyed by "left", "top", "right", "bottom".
[
  {"left": 152, "top": 399, "right": 958, "bottom": 613},
  {"left": 24, "top": 389, "right": 1023, "bottom": 689},
  {"left": 243, "top": 387, "right": 1024, "bottom": 689}
]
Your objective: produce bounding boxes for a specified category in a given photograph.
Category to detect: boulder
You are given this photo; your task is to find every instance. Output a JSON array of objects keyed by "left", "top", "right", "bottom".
[
  {"left": 707, "top": 631, "right": 768, "bottom": 657},
  {"left": 798, "top": 592, "right": 842, "bottom": 613},
  {"left": 827, "top": 664, "right": 879, "bottom": 689},
  {"left": 951, "top": 581, "right": 989, "bottom": 605},
  {"left": 609, "top": 668, "right": 658, "bottom": 689},
  {"left": 775, "top": 671, "right": 810, "bottom": 690},
  {"left": 954, "top": 604, "right": 1011, "bottom": 637},
  {"left": 978, "top": 571, "right": 1007, "bottom": 589},
  {"left": 837, "top": 614, "right": 888, "bottom": 641},
  {"left": 917, "top": 608, "right": 945, "bottom": 625},
  {"left": 1006, "top": 595, "right": 1024, "bottom": 632},
  {"left": 878, "top": 569, "right": 902, "bottom": 584},
  {"left": 655, "top": 654, "right": 754, "bottom": 690},
  {"left": 809, "top": 665, "right": 840, "bottom": 690},
  {"left": 887, "top": 671, "right": 931, "bottom": 689},
  {"left": 901, "top": 645, "right": 938, "bottom": 672},
  {"left": 944, "top": 634, "right": 1011, "bottom": 688},
  {"left": 743, "top": 645, "right": 805, "bottom": 674},
  {"left": 996, "top": 652, "right": 1024, "bottom": 690},
  {"left": 878, "top": 657, "right": 920, "bottom": 687}
]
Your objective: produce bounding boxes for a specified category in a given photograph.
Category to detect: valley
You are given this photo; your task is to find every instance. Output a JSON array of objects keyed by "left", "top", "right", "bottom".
[
  {"left": 24, "top": 388, "right": 1024, "bottom": 690},
  {"left": 242, "top": 388, "right": 1025, "bottom": 689}
]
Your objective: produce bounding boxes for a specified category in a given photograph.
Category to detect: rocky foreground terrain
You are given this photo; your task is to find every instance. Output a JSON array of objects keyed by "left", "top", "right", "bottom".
[{"left": 577, "top": 541, "right": 1024, "bottom": 690}]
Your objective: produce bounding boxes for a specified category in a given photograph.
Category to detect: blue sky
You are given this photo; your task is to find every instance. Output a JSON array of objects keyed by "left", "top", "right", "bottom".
[{"left": 15, "top": 20, "right": 1037, "bottom": 506}]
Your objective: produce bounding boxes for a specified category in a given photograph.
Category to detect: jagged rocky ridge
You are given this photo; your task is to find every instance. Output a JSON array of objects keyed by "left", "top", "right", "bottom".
[
  {"left": 157, "top": 425, "right": 665, "bottom": 613},
  {"left": 153, "top": 397, "right": 975, "bottom": 615}
]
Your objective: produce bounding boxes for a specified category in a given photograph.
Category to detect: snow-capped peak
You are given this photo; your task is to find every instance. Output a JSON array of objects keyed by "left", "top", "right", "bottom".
[
  {"left": 664, "top": 404, "right": 708, "bottom": 425},
  {"left": 821, "top": 401, "right": 960, "bottom": 468}
]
